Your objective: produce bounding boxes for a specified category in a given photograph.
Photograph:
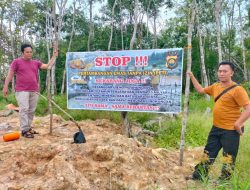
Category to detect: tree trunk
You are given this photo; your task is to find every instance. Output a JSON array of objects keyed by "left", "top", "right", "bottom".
[
  {"left": 179, "top": 0, "right": 196, "bottom": 166},
  {"left": 238, "top": 0, "right": 248, "bottom": 81},
  {"left": 8, "top": 17, "right": 15, "bottom": 93},
  {"left": 121, "top": 0, "right": 139, "bottom": 137},
  {"left": 138, "top": 14, "right": 145, "bottom": 49},
  {"left": 61, "top": 0, "right": 76, "bottom": 94},
  {"left": 51, "top": 0, "right": 67, "bottom": 96},
  {"left": 129, "top": 0, "right": 139, "bottom": 50},
  {"left": 108, "top": 0, "right": 117, "bottom": 51},
  {"left": 119, "top": 0, "right": 124, "bottom": 50},
  {"left": 197, "top": 6, "right": 209, "bottom": 100},
  {"left": 215, "top": 0, "right": 222, "bottom": 63},
  {"left": 0, "top": 6, "right": 5, "bottom": 33},
  {"left": 45, "top": 3, "right": 52, "bottom": 93},
  {"left": 153, "top": 11, "right": 157, "bottom": 48},
  {"left": 226, "top": 0, "right": 236, "bottom": 61},
  {"left": 48, "top": 0, "right": 57, "bottom": 134},
  {"left": 146, "top": 0, "right": 151, "bottom": 39},
  {"left": 88, "top": 0, "right": 93, "bottom": 51}
]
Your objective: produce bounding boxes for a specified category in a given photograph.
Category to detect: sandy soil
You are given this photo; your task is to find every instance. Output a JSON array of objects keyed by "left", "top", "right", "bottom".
[{"left": 0, "top": 111, "right": 204, "bottom": 190}]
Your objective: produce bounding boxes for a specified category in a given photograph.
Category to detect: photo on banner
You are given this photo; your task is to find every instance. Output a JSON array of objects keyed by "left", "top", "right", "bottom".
[{"left": 66, "top": 48, "right": 183, "bottom": 113}]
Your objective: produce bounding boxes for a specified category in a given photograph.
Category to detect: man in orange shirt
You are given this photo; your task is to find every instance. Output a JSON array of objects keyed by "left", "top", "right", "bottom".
[{"left": 187, "top": 61, "right": 250, "bottom": 180}]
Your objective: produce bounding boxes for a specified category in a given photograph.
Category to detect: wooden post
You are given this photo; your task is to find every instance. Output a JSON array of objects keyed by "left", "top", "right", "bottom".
[
  {"left": 48, "top": 0, "right": 57, "bottom": 134},
  {"left": 120, "top": 0, "right": 139, "bottom": 138},
  {"left": 179, "top": 0, "right": 196, "bottom": 166},
  {"left": 121, "top": 111, "right": 131, "bottom": 137},
  {"left": 47, "top": 69, "right": 53, "bottom": 134}
]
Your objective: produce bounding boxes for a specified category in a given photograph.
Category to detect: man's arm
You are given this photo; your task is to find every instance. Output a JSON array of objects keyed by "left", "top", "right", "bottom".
[
  {"left": 186, "top": 71, "right": 205, "bottom": 94},
  {"left": 2, "top": 69, "right": 15, "bottom": 97},
  {"left": 234, "top": 104, "right": 250, "bottom": 135},
  {"left": 40, "top": 50, "right": 58, "bottom": 70}
]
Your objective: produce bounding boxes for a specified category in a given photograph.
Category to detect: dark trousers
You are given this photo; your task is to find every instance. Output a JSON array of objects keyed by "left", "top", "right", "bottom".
[{"left": 192, "top": 126, "right": 241, "bottom": 179}]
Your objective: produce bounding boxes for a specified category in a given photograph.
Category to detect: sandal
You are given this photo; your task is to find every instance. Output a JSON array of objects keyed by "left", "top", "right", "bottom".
[
  {"left": 29, "top": 128, "right": 39, "bottom": 134},
  {"left": 21, "top": 130, "right": 34, "bottom": 138}
]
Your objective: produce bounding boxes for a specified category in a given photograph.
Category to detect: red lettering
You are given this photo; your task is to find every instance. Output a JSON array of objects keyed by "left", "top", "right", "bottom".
[
  {"left": 95, "top": 57, "right": 103, "bottom": 66},
  {"left": 121, "top": 56, "right": 131, "bottom": 66},
  {"left": 112, "top": 57, "right": 121, "bottom": 66},
  {"left": 95, "top": 56, "right": 131, "bottom": 67},
  {"left": 103, "top": 57, "right": 112, "bottom": 66}
]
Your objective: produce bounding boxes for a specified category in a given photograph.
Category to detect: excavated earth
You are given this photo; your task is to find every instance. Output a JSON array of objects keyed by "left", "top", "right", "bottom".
[{"left": 0, "top": 111, "right": 204, "bottom": 190}]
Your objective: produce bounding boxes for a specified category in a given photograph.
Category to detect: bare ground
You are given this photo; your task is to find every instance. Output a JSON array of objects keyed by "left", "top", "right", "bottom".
[{"left": 0, "top": 112, "right": 204, "bottom": 190}]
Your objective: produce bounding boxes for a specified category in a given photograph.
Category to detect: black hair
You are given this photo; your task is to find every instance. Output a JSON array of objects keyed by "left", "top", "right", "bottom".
[
  {"left": 21, "top": 44, "right": 33, "bottom": 53},
  {"left": 219, "top": 61, "right": 235, "bottom": 71}
]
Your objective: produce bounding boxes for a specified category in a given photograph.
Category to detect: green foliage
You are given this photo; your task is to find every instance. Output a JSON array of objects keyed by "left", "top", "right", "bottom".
[
  {"left": 242, "top": 82, "right": 250, "bottom": 94},
  {"left": 235, "top": 126, "right": 250, "bottom": 183},
  {"left": 130, "top": 112, "right": 153, "bottom": 124},
  {"left": 36, "top": 96, "right": 49, "bottom": 115},
  {"left": 154, "top": 93, "right": 213, "bottom": 148},
  {"left": 154, "top": 118, "right": 182, "bottom": 148},
  {"left": 188, "top": 92, "right": 213, "bottom": 112},
  {"left": 158, "top": 17, "right": 187, "bottom": 48},
  {"left": 0, "top": 93, "right": 17, "bottom": 110},
  {"left": 35, "top": 94, "right": 123, "bottom": 123},
  {"left": 154, "top": 113, "right": 211, "bottom": 148}
]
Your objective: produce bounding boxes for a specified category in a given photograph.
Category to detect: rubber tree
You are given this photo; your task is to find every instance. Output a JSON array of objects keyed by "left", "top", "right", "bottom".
[
  {"left": 61, "top": 0, "right": 76, "bottom": 94},
  {"left": 196, "top": 2, "right": 209, "bottom": 100},
  {"left": 237, "top": 0, "right": 248, "bottom": 81},
  {"left": 180, "top": 0, "right": 196, "bottom": 166},
  {"left": 214, "top": 0, "right": 223, "bottom": 63}
]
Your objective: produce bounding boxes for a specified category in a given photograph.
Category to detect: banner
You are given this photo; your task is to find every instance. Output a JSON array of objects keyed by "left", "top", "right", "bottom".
[{"left": 66, "top": 48, "right": 183, "bottom": 113}]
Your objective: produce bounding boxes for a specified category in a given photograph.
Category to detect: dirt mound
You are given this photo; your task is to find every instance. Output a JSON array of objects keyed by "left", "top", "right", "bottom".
[{"left": 0, "top": 114, "right": 202, "bottom": 190}]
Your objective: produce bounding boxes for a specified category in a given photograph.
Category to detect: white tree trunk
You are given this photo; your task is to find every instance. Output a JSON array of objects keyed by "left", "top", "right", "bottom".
[
  {"left": 61, "top": 0, "right": 76, "bottom": 94},
  {"left": 238, "top": 0, "right": 248, "bottom": 81},
  {"left": 51, "top": 65, "right": 56, "bottom": 95},
  {"left": 215, "top": 0, "right": 223, "bottom": 63},
  {"left": 108, "top": 0, "right": 117, "bottom": 51},
  {"left": 197, "top": 6, "right": 209, "bottom": 100},
  {"left": 45, "top": 4, "right": 53, "bottom": 93},
  {"left": 146, "top": 0, "right": 151, "bottom": 39},
  {"left": 179, "top": 0, "right": 196, "bottom": 166},
  {"left": 121, "top": 0, "right": 140, "bottom": 137},
  {"left": 129, "top": 0, "right": 139, "bottom": 50},
  {"left": 119, "top": 0, "right": 124, "bottom": 50},
  {"left": 48, "top": 0, "right": 58, "bottom": 134},
  {"left": 51, "top": 0, "right": 67, "bottom": 96},
  {"left": 51, "top": 4, "right": 57, "bottom": 97},
  {"left": 88, "top": 0, "right": 93, "bottom": 51},
  {"left": 8, "top": 17, "right": 15, "bottom": 93},
  {"left": 153, "top": 13, "right": 157, "bottom": 48}
]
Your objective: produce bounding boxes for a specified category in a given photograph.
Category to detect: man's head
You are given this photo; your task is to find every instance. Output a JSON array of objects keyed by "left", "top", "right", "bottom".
[
  {"left": 218, "top": 61, "right": 235, "bottom": 82},
  {"left": 21, "top": 44, "right": 33, "bottom": 60}
]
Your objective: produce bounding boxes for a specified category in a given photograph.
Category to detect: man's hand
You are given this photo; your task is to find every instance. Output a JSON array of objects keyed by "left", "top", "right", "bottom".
[
  {"left": 186, "top": 71, "right": 205, "bottom": 94},
  {"left": 234, "top": 104, "right": 250, "bottom": 135},
  {"left": 186, "top": 71, "right": 194, "bottom": 79},
  {"left": 40, "top": 48, "right": 58, "bottom": 70},
  {"left": 234, "top": 122, "right": 243, "bottom": 135},
  {"left": 52, "top": 48, "right": 58, "bottom": 58},
  {"left": 3, "top": 86, "right": 8, "bottom": 97}
]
